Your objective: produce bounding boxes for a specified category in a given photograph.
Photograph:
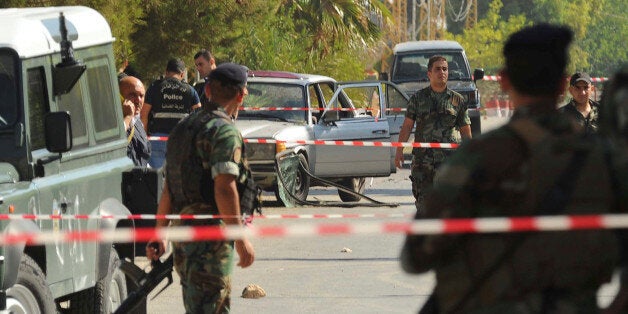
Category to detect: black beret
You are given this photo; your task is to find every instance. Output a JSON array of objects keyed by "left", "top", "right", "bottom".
[
  {"left": 503, "top": 23, "right": 573, "bottom": 70},
  {"left": 209, "top": 62, "right": 248, "bottom": 88}
]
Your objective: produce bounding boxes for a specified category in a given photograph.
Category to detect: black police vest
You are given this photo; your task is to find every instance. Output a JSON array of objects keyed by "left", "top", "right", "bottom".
[{"left": 148, "top": 77, "right": 195, "bottom": 134}]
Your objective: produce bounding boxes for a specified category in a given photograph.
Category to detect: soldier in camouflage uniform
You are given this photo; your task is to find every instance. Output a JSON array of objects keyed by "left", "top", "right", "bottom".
[
  {"left": 401, "top": 24, "right": 624, "bottom": 313},
  {"left": 395, "top": 55, "right": 472, "bottom": 212},
  {"left": 147, "top": 63, "right": 255, "bottom": 313},
  {"left": 597, "top": 66, "right": 628, "bottom": 314}
]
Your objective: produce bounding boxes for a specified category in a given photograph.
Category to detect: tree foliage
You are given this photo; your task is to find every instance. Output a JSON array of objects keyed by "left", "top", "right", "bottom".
[
  {"left": 1, "top": 0, "right": 623, "bottom": 80},
  {"left": 444, "top": 0, "right": 528, "bottom": 74},
  {"left": 449, "top": 0, "right": 625, "bottom": 77}
]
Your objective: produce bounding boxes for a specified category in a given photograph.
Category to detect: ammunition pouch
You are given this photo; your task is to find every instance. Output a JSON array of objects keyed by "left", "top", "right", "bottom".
[{"left": 238, "top": 170, "right": 262, "bottom": 218}]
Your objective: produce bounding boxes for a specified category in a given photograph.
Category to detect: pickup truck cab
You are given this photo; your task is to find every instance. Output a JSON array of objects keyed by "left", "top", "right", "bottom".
[
  {"left": 237, "top": 71, "right": 409, "bottom": 205},
  {"left": 387, "top": 40, "right": 484, "bottom": 136},
  {"left": 0, "top": 6, "right": 139, "bottom": 313}
]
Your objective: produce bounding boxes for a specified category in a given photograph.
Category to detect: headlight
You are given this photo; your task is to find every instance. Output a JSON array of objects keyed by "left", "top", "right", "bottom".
[{"left": 245, "top": 143, "right": 276, "bottom": 160}]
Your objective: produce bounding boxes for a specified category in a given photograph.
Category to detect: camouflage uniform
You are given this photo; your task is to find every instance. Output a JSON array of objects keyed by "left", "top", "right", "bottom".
[
  {"left": 166, "top": 106, "right": 246, "bottom": 313},
  {"left": 401, "top": 103, "right": 623, "bottom": 313},
  {"left": 405, "top": 86, "right": 469, "bottom": 211},
  {"left": 559, "top": 99, "right": 600, "bottom": 135}
]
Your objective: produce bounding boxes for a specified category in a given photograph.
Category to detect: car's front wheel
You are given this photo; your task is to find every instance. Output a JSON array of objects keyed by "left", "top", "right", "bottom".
[
  {"left": 337, "top": 177, "right": 366, "bottom": 202},
  {"left": 275, "top": 154, "right": 310, "bottom": 206},
  {"left": 5, "top": 255, "right": 56, "bottom": 314}
]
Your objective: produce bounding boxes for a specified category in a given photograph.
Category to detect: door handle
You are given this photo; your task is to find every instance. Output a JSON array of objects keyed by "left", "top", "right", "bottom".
[
  {"left": 372, "top": 129, "right": 388, "bottom": 134},
  {"left": 60, "top": 202, "right": 71, "bottom": 214}
]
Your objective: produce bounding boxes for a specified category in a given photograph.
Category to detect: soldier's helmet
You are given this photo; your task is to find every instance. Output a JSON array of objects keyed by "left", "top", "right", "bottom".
[{"left": 599, "top": 65, "right": 628, "bottom": 139}]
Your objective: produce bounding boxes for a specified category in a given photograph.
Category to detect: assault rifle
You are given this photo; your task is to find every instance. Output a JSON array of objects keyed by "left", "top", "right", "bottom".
[{"left": 114, "top": 253, "right": 173, "bottom": 314}]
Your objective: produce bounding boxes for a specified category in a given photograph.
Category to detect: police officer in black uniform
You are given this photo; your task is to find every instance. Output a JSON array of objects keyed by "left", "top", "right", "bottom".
[{"left": 141, "top": 58, "right": 201, "bottom": 168}]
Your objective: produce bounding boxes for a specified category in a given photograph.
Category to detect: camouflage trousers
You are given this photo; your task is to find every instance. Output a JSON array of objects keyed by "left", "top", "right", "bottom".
[
  {"left": 173, "top": 240, "right": 235, "bottom": 314},
  {"left": 410, "top": 156, "right": 442, "bottom": 215}
]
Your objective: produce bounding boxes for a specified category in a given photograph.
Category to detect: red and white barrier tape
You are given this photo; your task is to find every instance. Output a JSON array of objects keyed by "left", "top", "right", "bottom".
[
  {"left": 0, "top": 213, "right": 412, "bottom": 221},
  {"left": 483, "top": 76, "right": 608, "bottom": 82},
  {"left": 147, "top": 137, "right": 459, "bottom": 149},
  {"left": 238, "top": 107, "right": 406, "bottom": 112},
  {"left": 3, "top": 214, "right": 628, "bottom": 245}
]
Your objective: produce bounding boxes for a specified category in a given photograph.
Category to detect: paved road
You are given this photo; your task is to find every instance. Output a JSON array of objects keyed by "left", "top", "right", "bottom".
[
  {"left": 142, "top": 168, "right": 434, "bottom": 314},
  {"left": 140, "top": 116, "right": 620, "bottom": 313}
]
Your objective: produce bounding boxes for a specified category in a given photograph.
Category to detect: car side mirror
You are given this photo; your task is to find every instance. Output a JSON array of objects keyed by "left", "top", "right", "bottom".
[
  {"left": 379, "top": 72, "right": 389, "bottom": 81},
  {"left": 322, "top": 110, "right": 340, "bottom": 124},
  {"left": 45, "top": 111, "right": 73, "bottom": 153},
  {"left": 473, "top": 68, "right": 485, "bottom": 82}
]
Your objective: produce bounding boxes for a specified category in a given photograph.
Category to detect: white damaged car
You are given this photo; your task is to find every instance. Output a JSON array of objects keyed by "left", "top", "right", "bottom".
[{"left": 236, "top": 71, "right": 409, "bottom": 206}]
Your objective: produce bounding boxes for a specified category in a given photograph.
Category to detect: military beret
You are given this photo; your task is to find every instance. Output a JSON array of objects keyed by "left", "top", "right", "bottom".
[{"left": 209, "top": 62, "right": 248, "bottom": 88}]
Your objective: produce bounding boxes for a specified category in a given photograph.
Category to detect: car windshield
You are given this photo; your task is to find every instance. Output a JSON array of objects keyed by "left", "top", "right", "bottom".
[
  {"left": 241, "top": 82, "right": 307, "bottom": 123},
  {"left": 393, "top": 51, "right": 470, "bottom": 82},
  {"left": 0, "top": 50, "right": 18, "bottom": 128}
]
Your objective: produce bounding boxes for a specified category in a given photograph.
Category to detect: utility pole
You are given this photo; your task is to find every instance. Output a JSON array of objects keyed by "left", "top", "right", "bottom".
[
  {"left": 465, "top": 0, "right": 478, "bottom": 29},
  {"left": 418, "top": 0, "right": 447, "bottom": 40},
  {"left": 380, "top": 0, "right": 408, "bottom": 73}
]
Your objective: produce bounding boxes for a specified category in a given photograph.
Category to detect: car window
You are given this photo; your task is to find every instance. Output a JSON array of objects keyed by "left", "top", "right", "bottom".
[
  {"left": 242, "top": 82, "right": 307, "bottom": 123},
  {"left": 308, "top": 84, "right": 322, "bottom": 120},
  {"left": 86, "top": 58, "right": 119, "bottom": 142},
  {"left": 394, "top": 51, "right": 470, "bottom": 82},
  {"left": 319, "top": 82, "right": 335, "bottom": 104},
  {"left": 384, "top": 83, "right": 408, "bottom": 116},
  {"left": 0, "top": 51, "right": 18, "bottom": 128},
  {"left": 58, "top": 78, "right": 88, "bottom": 147},
  {"left": 27, "top": 67, "right": 49, "bottom": 151},
  {"left": 336, "top": 85, "right": 380, "bottom": 119}
]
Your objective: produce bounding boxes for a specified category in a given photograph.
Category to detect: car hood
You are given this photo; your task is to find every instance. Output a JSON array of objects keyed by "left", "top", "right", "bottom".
[{"left": 235, "top": 119, "right": 304, "bottom": 139}]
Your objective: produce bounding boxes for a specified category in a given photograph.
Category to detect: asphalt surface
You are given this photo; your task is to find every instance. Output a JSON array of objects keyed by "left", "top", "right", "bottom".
[{"left": 139, "top": 116, "right": 621, "bottom": 313}]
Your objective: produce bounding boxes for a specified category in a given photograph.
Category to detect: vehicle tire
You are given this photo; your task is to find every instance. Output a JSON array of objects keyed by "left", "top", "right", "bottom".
[
  {"left": 337, "top": 177, "right": 366, "bottom": 202},
  {"left": 96, "top": 249, "right": 127, "bottom": 313},
  {"left": 5, "top": 255, "right": 56, "bottom": 314},
  {"left": 275, "top": 154, "right": 310, "bottom": 205},
  {"left": 470, "top": 115, "right": 482, "bottom": 137},
  {"left": 67, "top": 248, "right": 127, "bottom": 313}
]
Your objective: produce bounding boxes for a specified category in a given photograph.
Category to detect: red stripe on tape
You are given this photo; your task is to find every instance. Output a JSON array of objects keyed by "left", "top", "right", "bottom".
[
  {"left": 134, "top": 227, "right": 159, "bottom": 242},
  {"left": 383, "top": 222, "right": 412, "bottom": 233},
  {"left": 192, "top": 226, "right": 225, "bottom": 241},
  {"left": 67, "top": 230, "right": 101, "bottom": 242},
  {"left": 319, "top": 224, "right": 352, "bottom": 235},
  {"left": 510, "top": 217, "right": 537, "bottom": 232},
  {"left": 444, "top": 218, "right": 476, "bottom": 233},
  {"left": 570, "top": 215, "right": 603, "bottom": 229},
  {"left": 257, "top": 226, "right": 287, "bottom": 237}
]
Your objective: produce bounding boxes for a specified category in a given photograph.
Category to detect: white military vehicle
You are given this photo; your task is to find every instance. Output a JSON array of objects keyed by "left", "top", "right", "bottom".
[{"left": 0, "top": 6, "right": 144, "bottom": 313}]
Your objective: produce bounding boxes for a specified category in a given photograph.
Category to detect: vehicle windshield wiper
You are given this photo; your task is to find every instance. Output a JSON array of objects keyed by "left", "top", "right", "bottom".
[{"left": 240, "top": 112, "right": 291, "bottom": 122}]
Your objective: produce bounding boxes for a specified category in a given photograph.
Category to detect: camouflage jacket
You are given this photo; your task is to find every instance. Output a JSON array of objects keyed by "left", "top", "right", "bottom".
[
  {"left": 166, "top": 107, "right": 247, "bottom": 216},
  {"left": 559, "top": 99, "right": 600, "bottom": 135},
  {"left": 401, "top": 103, "right": 626, "bottom": 313},
  {"left": 406, "top": 86, "right": 470, "bottom": 159}
]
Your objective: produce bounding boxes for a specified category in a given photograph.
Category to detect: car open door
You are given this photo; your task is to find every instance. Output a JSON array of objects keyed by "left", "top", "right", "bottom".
[
  {"left": 313, "top": 82, "right": 391, "bottom": 177},
  {"left": 381, "top": 81, "right": 410, "bottom": 141}
]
